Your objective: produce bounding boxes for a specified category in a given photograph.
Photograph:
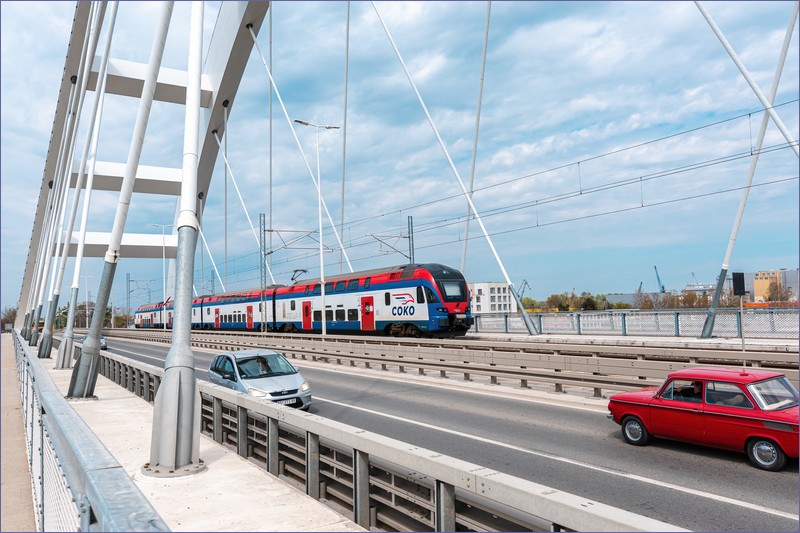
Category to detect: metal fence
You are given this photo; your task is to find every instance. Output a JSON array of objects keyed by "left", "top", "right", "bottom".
[
  {"left": 12, "top": 330, "right": 169, "bottom": 532},
  {"left": 93, "top": 349, "right": 686, "bottom": 532},
  {"left": 475, "top": 308, "right": 799, "bottom": 338}
]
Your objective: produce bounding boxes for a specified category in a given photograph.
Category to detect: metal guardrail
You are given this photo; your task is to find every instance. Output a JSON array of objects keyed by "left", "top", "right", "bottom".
[
  {"left": 106, "top": 329, "right": 798, "bottom": 398},
  {"left": 93, "top": 348, "right": 686, "bottom": 532},
  {"left": 475, "top": 308, "right": 799, "bottom": 339},
  {"left": 12, "top": 330, "right": 169, "bottom": 532}
]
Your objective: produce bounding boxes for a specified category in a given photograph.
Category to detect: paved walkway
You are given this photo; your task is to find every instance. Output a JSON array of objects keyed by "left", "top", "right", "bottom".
[
  {"left": 1, "top": 332, "right": 36, "bottom": 531},
  {"left": 5, "top": 332, "right": 364, "bottom": 532}
]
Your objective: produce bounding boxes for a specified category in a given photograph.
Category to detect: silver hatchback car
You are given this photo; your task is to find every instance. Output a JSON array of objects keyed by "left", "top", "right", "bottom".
[{"left": 207, "top": 349, "right": 311, "bottom": 410}]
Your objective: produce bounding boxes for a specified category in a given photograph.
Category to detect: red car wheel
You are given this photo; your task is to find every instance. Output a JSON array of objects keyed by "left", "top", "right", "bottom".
[
  {"left": 747, "top": 438, "right": 786, "bottom": 471},
  {"left": 622, "top": 416, "right": 650, "bottom": 446}
]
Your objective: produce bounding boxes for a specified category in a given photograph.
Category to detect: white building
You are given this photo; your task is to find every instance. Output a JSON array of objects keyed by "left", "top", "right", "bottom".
[{"left": 468, "top": 282, "right": 518, "bottom": 314}]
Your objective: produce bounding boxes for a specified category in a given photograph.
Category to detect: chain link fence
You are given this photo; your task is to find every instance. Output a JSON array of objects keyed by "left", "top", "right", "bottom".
[{"left": 474, "top": 308, "right": 799, "bottom": 338}]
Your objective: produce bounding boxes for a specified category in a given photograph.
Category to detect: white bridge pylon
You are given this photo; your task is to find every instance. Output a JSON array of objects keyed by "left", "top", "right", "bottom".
[{"left": 16, "top": 2, "right": 270, "bottom": 326}]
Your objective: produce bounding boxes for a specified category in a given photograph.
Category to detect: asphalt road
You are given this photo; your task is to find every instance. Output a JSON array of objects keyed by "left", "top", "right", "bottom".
[{"left": 106, "top": 337, "right": 799, "bottom": 532}]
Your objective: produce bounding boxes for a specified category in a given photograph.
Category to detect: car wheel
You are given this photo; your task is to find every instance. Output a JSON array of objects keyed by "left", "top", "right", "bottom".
[
  {"left": 621, "top": 416, "right": 650, "bottom": 446},
  {"left": 746, "top": 438, "right": 786, "bottom": 471}
]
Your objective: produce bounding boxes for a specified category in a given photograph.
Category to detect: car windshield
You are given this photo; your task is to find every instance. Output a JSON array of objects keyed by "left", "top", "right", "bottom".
[
  {"left": 746, "top": 376, "right": 799, "bottom": 411},
  {"left": 237, "top": 354, "right": 296, "bottom": 379}
]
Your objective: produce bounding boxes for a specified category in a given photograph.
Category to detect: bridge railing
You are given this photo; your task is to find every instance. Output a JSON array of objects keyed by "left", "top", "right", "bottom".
[
  {"left": 475, "top": 308, "right": 799, "bottom": 338},
  {"left": 12, "top": 330, "right": 169, "bottom": 532},
  {"left": 93, "top": 348, "right": 686, "bottom": 532}
]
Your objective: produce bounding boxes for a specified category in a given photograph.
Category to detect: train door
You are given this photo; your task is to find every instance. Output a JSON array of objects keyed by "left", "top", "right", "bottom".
[
  {"left": 302, "top": 301, "right": 311, "bottom": 330},
  {"left": 246, "top": 305, "right": 253, "bottom": 329},
  {"left": 214, "top": 308, "right": 220, "bottom": 329},
  {"left": 361, "top": 297, "right": 375, "bottom": 331}
]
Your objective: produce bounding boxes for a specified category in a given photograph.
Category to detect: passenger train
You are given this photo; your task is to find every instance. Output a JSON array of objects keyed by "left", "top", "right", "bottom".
[{"left": 134, "top": 263, "right": 473, "bottom": 337}]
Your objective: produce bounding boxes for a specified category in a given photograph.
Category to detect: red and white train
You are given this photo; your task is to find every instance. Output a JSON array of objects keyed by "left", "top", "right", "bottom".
[{"left": 134, "top": 263, "right": 473, "bottom": 337}]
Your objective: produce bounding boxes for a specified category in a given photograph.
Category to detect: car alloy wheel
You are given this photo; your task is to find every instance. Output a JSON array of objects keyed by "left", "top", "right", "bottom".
[
  {"left": 747, "top": 438, "right": 786, "bottom": 471},
  {"left": 622, "top": 416, "right": 650, "bottom": 446}
]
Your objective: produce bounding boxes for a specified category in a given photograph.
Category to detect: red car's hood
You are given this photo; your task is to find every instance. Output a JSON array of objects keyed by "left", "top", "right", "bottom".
[{"left": 608, "top": 386, "right": 660, "bottom": 405}]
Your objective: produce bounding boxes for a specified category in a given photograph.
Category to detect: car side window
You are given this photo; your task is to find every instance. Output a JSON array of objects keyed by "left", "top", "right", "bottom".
[
  {"left": 661, "top": 379, "right": 702, "bottom": 402},
  {"left": 221, "top": 358, "right": 235, "bottom": 380},
  {"left": 706, "top": 381, "right": 754, "bottom": 409}
]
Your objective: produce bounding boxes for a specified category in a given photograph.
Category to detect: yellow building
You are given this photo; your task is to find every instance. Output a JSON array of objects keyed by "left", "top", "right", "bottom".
[{"left": 753, "top": 270, "right": 782, "bottom": 303}]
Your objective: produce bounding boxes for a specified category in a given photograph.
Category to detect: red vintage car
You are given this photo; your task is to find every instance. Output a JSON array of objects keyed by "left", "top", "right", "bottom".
[{"left": 608, "top": 367, "right": 799, "bottom": 471}]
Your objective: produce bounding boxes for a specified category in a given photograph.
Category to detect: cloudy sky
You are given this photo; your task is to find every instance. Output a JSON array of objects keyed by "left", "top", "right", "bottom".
[{"left": 1, "top": 1, "right": 798, "bottom": 314}]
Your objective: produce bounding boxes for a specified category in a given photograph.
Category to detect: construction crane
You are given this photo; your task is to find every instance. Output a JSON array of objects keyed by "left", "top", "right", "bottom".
[
  {"left": 654, "top": 266, "right": 665, "bottom": 293},
  {"left": 519, "top": 279, "right": 531, "bottom": 299}
]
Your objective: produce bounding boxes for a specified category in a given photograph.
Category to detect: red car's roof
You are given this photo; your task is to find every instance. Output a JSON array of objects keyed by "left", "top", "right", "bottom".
[{"left": 669, "top": 366, "right": 785, "bottom": 384}]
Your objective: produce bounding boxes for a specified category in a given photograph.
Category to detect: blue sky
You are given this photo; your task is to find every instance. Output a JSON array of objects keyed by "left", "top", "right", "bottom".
[{"left": 1, "top": 1, "right": 798, "bottom": 314}]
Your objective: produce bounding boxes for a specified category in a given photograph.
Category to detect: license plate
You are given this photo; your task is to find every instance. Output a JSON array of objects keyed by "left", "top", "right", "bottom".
[
  {"left": 456, "top": 314, "right": 466, "bottom": 319},
  {"left": 275, "top": 399, "right": 294, "bottom": 405}
]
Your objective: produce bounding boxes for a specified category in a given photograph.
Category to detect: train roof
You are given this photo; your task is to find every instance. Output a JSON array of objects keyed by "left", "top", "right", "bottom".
[{"left": 294, "top": 263, "right": 463, "bottom": 286}]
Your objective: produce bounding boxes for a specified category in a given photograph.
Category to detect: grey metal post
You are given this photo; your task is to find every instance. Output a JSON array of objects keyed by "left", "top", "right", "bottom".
[
  {"left": 147, "top": 1, "right": 204, "bottom": 477},
  {"left": 621, "top": 312, "right": 627, "bottom": 336},
  {"left": 435, "top": 480, "right": 456, "bottom": 532},
  {"left": 674, "top": 312, "right": 680, "bottom": 336},
  {"left": 69, "top": 2, "right": 174, "bottom": 399},
  {"left": 237, "top": 406, "right": 248, "bottom": 457},
  {"left": 700, "top": 1, "right": 797, "bottom": 337},
  {"left": 353, "top": 449, "right": 370, "bottom": 528},
  {"left": 306, "top": 432, "right": 320, "bottom": 499},
  {"left": 58, "top": 289, "right": 79, "bottom": 368},
  {"left": 268, "top": 418, "right": 279, "bottom": 474}
]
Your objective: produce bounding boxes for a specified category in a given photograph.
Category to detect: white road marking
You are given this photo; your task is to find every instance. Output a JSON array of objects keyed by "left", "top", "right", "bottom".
[{"left": 316, "top": 396, "right": 798, "bottom": 521}]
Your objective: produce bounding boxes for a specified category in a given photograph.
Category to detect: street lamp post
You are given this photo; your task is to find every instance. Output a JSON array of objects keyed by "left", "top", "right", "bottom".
[
  {"left": 294, "top": 119, "right": 339, "bottom": 336},
  {"left": 151, "top": 223, "right": 173, "bottom": 331},
  {"left": 81, "top": 275, "right": 92, "bottom": 328}
]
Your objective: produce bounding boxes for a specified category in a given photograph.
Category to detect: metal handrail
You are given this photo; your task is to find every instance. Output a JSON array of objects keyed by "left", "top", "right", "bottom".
[{"left": 13, "top": 330, "right": 169, "bottom": 532}]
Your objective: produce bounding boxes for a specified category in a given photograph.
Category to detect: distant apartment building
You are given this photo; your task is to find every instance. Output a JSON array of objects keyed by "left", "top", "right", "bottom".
[{"left": 468, "top": 282, "right": 518, "bottom": 314}]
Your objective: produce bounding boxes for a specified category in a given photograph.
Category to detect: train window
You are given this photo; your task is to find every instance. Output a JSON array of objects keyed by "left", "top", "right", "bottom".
[
  {"left": 364, "top": 277, "right": 371, "bottom": 290},
  {"left": 290, "top": 301, "right": 296, "bottom": 311},
  {"left": 335, "top": 281, "right": 345, "bottom": 293},
  {"left": 417, "top": 286, "right": 425, "bottom": 303},
  {"left": 206, "top": 308, "right": 211, "bottom": 315},
  {"left": 439, "top": 281, "right": 466, "bottom": 302},
  {"left": 347, "top": 279, "right": 358, "bottom": 291},
  {"left": 312, "top": 284, "right": 320, "bottom": 295},
  {"left": 325, "top": 310, "right": 333, "bottom": 321},
  {"left": 425, "top": 287, "right": 440, "bottom": 304},
  {"left": 325, "top": 282, "right": 334, "bottom": 294},
  {"left": 335, "top": 309, "right": 345, "bottom": 321},
  {"left": 313, "top": 310, "right": 321, "bottom": 322},
  {"left": 304, "top": 286, "right": 309, "bottom": 295},
  {"left": 385, "top": 292, "right": 390, "bottom": 306},
  {"left": 348, "top": 309, "right": 358, "bottom": 321}
]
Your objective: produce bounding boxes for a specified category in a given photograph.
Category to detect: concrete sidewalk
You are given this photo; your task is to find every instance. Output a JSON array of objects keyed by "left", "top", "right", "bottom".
[
  {"left": 8, "top": 333, "right": 364, "bottom": 532},
  {"left": 1, "top": 332, "right": 37, "bottom": 532}
]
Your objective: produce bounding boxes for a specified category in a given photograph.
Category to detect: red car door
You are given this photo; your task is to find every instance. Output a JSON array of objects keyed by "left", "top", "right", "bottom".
[
  {"left": 702, "top": 381, "right": 757, "bottom": 451},
  {"left": 648, "top": 379, "right": 705, "bottom": 444}
]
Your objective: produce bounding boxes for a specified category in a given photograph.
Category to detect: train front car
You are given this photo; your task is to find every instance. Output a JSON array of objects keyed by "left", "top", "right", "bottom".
[{"left": 417, "top": 264, "right": 473, "bottom": 336}]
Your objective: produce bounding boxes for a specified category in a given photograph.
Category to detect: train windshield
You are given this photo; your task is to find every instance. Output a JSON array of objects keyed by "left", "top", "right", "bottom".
[{"left": 438, "top": 280, "right": 466, "bottom": 302}]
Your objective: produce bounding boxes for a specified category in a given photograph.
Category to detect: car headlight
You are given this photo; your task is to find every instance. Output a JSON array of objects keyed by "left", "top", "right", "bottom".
[
  {"left": 248, "top": 388, "right": 268, "bottom": 397},
  {"left": 300, "top": 381, "right": 310, "bottom": 392}
]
